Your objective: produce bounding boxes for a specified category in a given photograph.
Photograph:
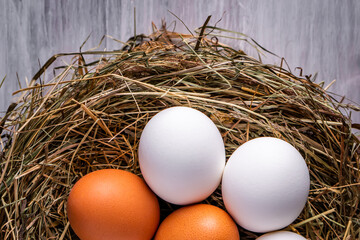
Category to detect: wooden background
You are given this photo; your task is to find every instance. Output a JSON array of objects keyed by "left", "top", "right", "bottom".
[{"left": 0, "top": 0, "right": 359, "bottom": 123}]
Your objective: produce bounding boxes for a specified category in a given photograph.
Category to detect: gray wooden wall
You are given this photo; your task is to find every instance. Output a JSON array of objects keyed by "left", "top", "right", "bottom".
[{"left": 0, "top": 0, "right": 359, "bottom": 123}]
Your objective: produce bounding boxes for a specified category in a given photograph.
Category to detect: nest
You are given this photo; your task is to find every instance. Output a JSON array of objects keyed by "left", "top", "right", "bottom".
[{"left": 1, "top": 23, "right": 359, "bottom": 240}]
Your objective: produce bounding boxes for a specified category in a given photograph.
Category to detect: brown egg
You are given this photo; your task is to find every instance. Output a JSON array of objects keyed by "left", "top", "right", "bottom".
[
  {"left": 67, "top": 169, "right": 160, "bottom": 240},
  {"left": 155, "top": 204, "right": 240, "bottom": 240}
]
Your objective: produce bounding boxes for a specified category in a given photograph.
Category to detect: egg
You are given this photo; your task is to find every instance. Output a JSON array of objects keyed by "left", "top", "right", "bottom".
[
  {"left": 256, "top": 231, "right": 307, "bottom": 239},
  {"left": 138, "top": 106, "right": 225, "bottom": 205},
  {"left": 222, "top": 137, "right": 310, "bottom": 233},
  {"left": 154, "top": 204, "right": 240, "bottom": 240},
  {"left": 67, "top": 169, "right": 160, "bottom": 240}
]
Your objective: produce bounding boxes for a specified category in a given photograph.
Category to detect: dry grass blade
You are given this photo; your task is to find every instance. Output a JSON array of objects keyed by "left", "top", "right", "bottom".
[{"left": 1, "top": 23, "right": 359, "bottom": 240}]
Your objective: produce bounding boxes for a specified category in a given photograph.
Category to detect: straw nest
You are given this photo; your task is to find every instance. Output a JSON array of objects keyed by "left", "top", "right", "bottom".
[{"left": 1, "top": 23, "right": 359, "bottom": 240}]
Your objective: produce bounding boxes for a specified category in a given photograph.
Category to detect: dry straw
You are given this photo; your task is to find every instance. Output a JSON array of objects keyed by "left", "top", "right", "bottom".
[{"left": 1, "top": 21, "right": 359, "bottom": 239}]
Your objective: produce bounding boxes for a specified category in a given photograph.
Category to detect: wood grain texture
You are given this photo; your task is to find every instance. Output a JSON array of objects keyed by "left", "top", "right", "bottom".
[{"left": 0, "top": 0, "right": 359, "bottom": 123}]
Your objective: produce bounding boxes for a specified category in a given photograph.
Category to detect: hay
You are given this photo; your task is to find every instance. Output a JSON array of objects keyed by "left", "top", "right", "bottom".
[{"left": 1, "top": 23, "right": 359, "bottom": 239}]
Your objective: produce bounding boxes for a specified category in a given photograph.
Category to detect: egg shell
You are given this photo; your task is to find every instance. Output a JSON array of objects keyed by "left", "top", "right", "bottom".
[
  {"left": 67, "top": 169, "right": 160, "bottom": 240},
  {"left": 222, "top": 137, "right": 310, "bottom": 233},
  {"left": 138, "top": 106, "right": 225, "bottom": 205},
  {"left": 154, "top": 204, "right": 240, "bottom": 240},
  {"left": 256, "top": 231, "right": 307, "bottom": 239}
]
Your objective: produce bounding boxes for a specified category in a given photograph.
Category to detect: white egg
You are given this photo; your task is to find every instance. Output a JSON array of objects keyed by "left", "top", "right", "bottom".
[
  {"left": 139, "top": 107, "right": 225, "bottom": 205},
  {"left": 256, "top": 231, "right": 307, "bottom": 240},
  {"left": 222, "top": 137, "right": 310, "bottom": 233}
]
